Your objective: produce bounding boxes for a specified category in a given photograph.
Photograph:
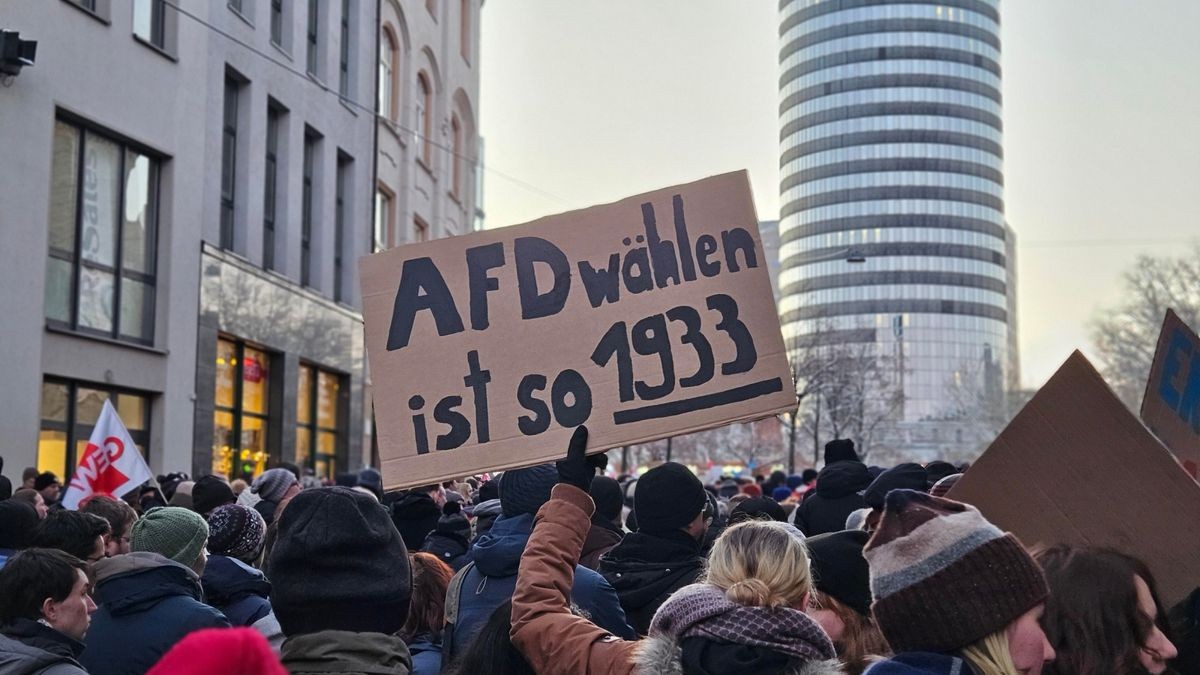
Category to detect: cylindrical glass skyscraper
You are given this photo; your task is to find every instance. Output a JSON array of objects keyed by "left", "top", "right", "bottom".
[{"left": 778, "top": 0, "right": 1017, "bottom": 453}]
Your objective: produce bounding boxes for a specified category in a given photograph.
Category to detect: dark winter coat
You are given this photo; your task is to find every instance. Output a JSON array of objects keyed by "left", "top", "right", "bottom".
[
  {"left": 0, "top": 619, "right": 87, "bottom": 675},
  {"left": 80, "top": 552, "right": 230, "bottom": 675},
  {"left": 579, "top": 515, "right": 623, "bottom": 570},
  {"left": 200, "top": 554, "right": 283, "bottom": 650},
  {"left": 389, "top": 492, "right": 441, "bottom": 552},
  {"left": 792, "top": 461, "right": 872, "bottom": 537},
  {"left": 864, "top": 653, "right": 978, "bottom": 674},
  {"left": 443, "top": 512, "right": 634, "bottom": 661},
  {"left": 420, "top": 530, "right": 470, "bottom": 571},
  {"left": 280, "top": 630, "right": 412, "bottom": 675},
  {"left": 597, "top": 530, "right": 705, "bottom": 636}
]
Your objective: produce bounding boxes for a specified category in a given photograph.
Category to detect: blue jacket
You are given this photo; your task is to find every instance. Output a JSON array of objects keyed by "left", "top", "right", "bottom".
[
  {"left": 201, "top": 555, "right": 272, "bottom": 627},
  {"left": 406, "top": 633, "right": 442, "bottom": 675},
  {"left": 444, "top": 513, "right": 634, "bottom": 661},
  {"left": 81, "top": 552, "right": 230, "bottom": 675},
  {"left": 865, "top": 652, "right": 979, "bottom": 674}
]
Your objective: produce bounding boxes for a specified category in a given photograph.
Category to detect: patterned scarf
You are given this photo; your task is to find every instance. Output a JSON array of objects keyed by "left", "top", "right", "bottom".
[{"left": 650, "top": 583, "right": 837, "bottom": 662}]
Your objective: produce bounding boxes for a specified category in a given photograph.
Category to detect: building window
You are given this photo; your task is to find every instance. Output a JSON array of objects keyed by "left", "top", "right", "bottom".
[
  {"left": 212, "top": 337, "right": 273, "bottom": 479},
  {"left": 270, "top": 0, "right": 284, "bottom": 46},
  {"left": 416, "top": 72, "right": 431, "bottom": 164},
  {"left": 45, "top": 118, "right": 159, "bottom": 345},
  {"left": 220, "top": 74, "right": 240, "bottom": 251},
  {"left": 426, "top": 0, "right": 436, "bottom": 18},
  {"left": 39, "top": 379, "right": 150, "bottom": 481},
  {"left": 414, "top": 216, "right": 429, "bottom": 243},
  {"left": 69, "top": 0, "right": 98, "bottom": 12},
  {"left": 306, "top": 0, "right": 320, "bottom": 76},
  {"left": 338, "top": 0, "right": 352, "bottom": 97},
  {"left": 379, "top": 27, "right": 396, "bottom": 120},
  {"left": 451, "top": 114, "right": 462, "bottom": 197},
  {"left": 374, "top": 188, "right": 392, "bottom": 252},
  {"left": 334, "top": 153, "right": 351, "bottom": 302},
  {"left": 263, "top": 105, "right": 282, "bottom": 271},
  {"left": 228, "top": 0, "right": 243, "bottom": 14},
  {"left": 133, "top": 0, "right": 166, "bottom": 49},
  {"left": 301, "top": 133, "right": 315, "bottom": 287},
  {"left": 459, "top": 0, "right": 470, "bottom": 62},
  {"left": 296, "top": 364, "right": 344, "bottom": 480}
]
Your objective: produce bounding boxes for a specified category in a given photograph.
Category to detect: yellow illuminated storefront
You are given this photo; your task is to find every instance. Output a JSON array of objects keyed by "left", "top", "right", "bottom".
[{"left": 212, "top": 337, "right": 271, "bottom": 479}]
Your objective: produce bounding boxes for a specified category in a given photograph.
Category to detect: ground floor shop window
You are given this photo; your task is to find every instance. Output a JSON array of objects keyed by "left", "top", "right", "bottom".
[
  {"left": 38, "top": 379, "right": 150, "bottom": 479},
  {"left": 296, "top": 364, "right": 344, "bottom": 480},
  {"left": 212, "top": 337, "right": 274, "bottom": 479}
]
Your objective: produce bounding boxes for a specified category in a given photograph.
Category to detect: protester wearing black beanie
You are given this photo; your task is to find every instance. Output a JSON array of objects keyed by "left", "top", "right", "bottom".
[
  {"left": 806, "top": 529, "right": 872, "bottom": 617},
  {"left": 728, "top": 496, "right": 787, "bottom": 524},
  {"left": 589, "top": 475, "right": 623, "bottom": 524},
  {"left": 862, "top": 463, "right": 928, "bottom": 510},
  {"left": 824, "top": 439, "right": 859, "bottom": 465},
  {"left": 269, "top": 486, "right": 411, "bottom": 637},
  {"left": 632, "top": 462, "right": 707, "bottom": 533}
]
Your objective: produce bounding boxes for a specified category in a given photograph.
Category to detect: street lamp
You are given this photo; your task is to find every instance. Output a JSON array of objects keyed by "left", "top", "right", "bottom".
[{"left": 783, "top": 247, "right": 867, "bottom": 475}]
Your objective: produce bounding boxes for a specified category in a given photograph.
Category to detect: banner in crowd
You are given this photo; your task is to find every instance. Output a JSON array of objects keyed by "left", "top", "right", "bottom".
[
  {"left": 1141, "top": 309, "right": 1200, "bottom": 479},
  {"left": 947, "top": 350, "right": 1200, "bottom": 605},
  {"left": 61, "top": 399, "right": 153, "bottom": 510},
  {"left": 360, "top": 171, "right": 796, "bottom": 489}
]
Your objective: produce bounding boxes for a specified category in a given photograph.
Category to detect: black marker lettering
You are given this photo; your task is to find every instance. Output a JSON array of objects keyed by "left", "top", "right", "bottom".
[
  {"left": 515, "top": 237, "right": 571, "bottom": 320},
  {"left": 466, "top": 242, "right": 506, "bottom": 330},
  {"left": 387, "top": 257, "right": 464, "bottom": 351}
]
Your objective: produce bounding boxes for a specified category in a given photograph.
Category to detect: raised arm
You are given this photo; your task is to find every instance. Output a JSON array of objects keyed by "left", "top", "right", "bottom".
[{"left": 510, "top": 427, "right": 638, "bottom": 675}]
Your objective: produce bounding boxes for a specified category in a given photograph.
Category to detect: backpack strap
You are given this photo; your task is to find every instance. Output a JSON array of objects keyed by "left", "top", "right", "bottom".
[{"left": 444, "top": 560, "right": 474, "bottom": 625}]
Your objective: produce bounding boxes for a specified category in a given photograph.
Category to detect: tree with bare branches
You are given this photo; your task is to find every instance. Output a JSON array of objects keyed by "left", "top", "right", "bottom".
[{"left": 1090, "top": 245, "right": 1200, "bottom": 410}]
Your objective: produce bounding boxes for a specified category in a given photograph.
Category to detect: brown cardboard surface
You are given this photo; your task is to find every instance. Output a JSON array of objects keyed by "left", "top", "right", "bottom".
[
  {"left": 1141, "top": 309, "right": 1200, "bottom": 478},
  {"left": 359, "top": 171, "right": 797, "bottom": 490},
  {"left": 947, "top": 350, "right": 1200, "bottom": 605}
]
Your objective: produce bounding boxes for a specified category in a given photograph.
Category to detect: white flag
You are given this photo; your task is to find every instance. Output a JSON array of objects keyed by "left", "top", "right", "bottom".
[{"left": 62, "top": 399, "right": 153, "bottom": 510}]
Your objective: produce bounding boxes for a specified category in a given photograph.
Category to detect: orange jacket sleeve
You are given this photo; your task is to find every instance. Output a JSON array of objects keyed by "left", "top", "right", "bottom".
[{"left": 510, "top": 483, "right": 640, "bottom": 675}]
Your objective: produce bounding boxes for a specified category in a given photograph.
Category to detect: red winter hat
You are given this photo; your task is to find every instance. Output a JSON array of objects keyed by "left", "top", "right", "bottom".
[
  {"left": 147, "top": 628, "right": 287, "bottom": 675},
  {"left": 740, "top": 483, "right": 762, "bottom": 498}
]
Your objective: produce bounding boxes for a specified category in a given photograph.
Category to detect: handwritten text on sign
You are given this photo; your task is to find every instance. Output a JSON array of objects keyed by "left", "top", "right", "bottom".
[{"left": 360, "top": 172, "right": 796, "bottom": 490}]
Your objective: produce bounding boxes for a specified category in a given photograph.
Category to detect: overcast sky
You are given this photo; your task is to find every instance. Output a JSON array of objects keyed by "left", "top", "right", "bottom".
[{"left": 479, "top": 0, "right": 1200, "bottom": 389}]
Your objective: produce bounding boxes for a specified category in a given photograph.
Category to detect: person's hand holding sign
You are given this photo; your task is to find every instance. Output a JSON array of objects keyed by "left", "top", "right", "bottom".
[{"left": 556, "top": 426, "right": 608, "bottom": 491}]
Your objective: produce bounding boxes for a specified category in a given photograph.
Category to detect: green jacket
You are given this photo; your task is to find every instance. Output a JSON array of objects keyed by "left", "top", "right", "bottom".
[{"left": 280, "top": 630, "right": 412, "bottom": 675}]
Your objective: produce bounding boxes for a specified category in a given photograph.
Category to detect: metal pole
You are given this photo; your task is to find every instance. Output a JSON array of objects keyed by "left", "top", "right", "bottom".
[
  {"left": 621, "top": 446, "right": 630, "bottom": 475},
  {"left": 813, "top": 391, "right": 821, "bottom": 468},
  {"left": 788, "top": 409, "right": 797, "bottom": 475},
  {"left": 665, "top": 436, "right": 673, "bottom": 463}
]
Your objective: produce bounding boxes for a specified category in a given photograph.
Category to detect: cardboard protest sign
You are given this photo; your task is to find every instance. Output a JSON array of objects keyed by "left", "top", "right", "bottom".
[
  {"left": 1141, "top": 309, "right": 1200, "bottom": 479},
  {"left": 360, "top": 171, "right": 796, "bottom": 489},
  {"left": 947, "top": 351, "right": 1200, "bottom": 605}
]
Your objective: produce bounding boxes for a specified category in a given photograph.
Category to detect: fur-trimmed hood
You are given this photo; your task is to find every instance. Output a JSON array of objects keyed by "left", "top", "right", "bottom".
[{"left": 632, "top": 634, "right": 845, "bottom": 675}]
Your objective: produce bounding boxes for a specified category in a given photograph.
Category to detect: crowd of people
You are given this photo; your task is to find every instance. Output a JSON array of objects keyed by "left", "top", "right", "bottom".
[{"left": 0, "top": 434, "right": 1195, "bottom": 674}]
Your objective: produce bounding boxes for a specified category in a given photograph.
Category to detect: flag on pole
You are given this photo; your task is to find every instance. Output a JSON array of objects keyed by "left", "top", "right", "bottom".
[{"left": 61, "top": 399, "right": 153, "bottom": 510}]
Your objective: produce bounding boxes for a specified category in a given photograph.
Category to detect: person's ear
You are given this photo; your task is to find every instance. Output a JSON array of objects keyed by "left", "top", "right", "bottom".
[{"left": 41, "top": 596, "right": 58, "bottom": 623}]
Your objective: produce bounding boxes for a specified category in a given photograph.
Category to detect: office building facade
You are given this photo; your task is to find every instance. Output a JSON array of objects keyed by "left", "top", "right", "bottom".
[{"left": 777, "top": 0, "right": 1018, "bottom": 456}]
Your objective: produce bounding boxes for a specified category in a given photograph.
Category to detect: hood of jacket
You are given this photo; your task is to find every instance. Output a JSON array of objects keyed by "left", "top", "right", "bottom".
[
  {"left": 201, "top": 554, "right": 271, "bottom": 607},
  {"left": 92, "top": 551, "right": 205, "bottom": 616},
  {"left": 0, "top": 632, "right": 79, "bottom": 675},
  {"left": 815, "top": 461, "right": 872, "bottom": 498},
  {"left": 280, "top": 629, "right": 412, "bottom": 675},
  {"left": 599, "top": 531, "right": 704, "bottom": 610},
  {"left": 468, "top": 513, "right": 533, "bottom": 577},
  {"left": 632, "top": 634, "right": 844, "bottom": 675}
]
